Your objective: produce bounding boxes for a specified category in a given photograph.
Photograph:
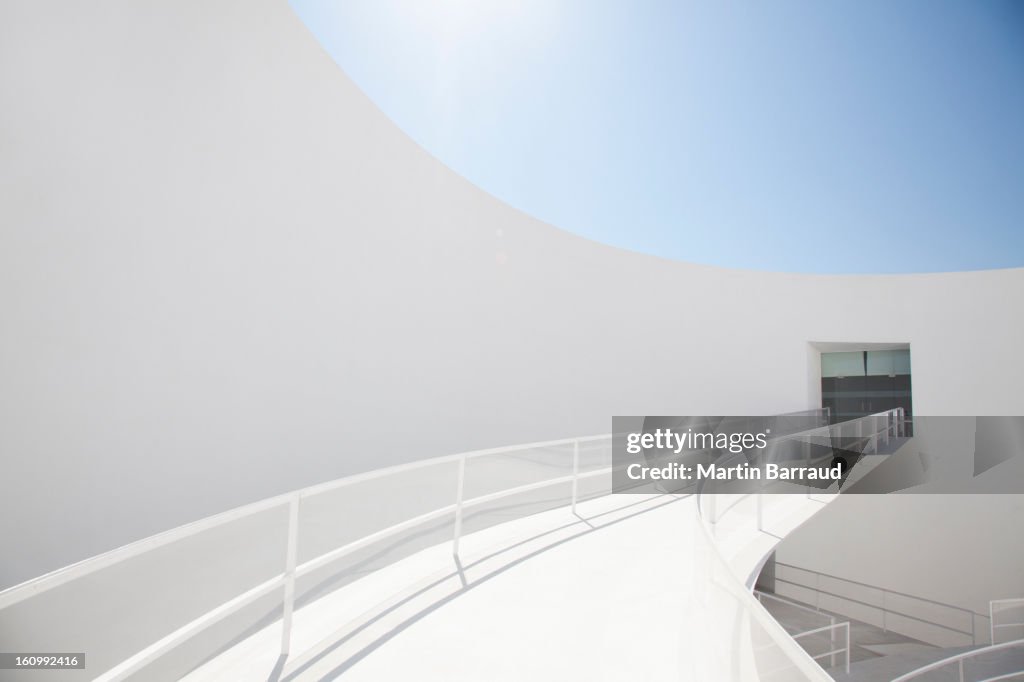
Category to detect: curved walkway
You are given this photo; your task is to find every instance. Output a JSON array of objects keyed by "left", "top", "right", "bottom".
[{"left": 187, "top": 491, "right": 832, "bottom": 681}]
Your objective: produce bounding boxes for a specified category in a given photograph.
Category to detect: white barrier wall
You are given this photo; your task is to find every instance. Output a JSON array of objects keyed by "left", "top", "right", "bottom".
[{"left": 2, "top": 0, "right": 1023, "bottom": 589}]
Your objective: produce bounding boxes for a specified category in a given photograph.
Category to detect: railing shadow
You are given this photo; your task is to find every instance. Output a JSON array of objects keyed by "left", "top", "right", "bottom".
[{"left": 282, "top": 492, "right": 689, "bottom": 680}]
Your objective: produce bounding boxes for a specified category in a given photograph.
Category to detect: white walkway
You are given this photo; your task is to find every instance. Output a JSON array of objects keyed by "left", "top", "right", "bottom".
[{"left": 187, "top": 491, "right": 832, "bottom": 681}]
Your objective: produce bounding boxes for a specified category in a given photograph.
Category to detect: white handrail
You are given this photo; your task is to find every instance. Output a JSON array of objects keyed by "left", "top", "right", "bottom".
[
  {"left": 696, "top": 513, "right": 834, "bottom": 681},
  {"left": 776, "top": 562, "right": 979, "bottom": 621},
  {"left": 280, "top": 493, "right": 300, "bottom": 656},
  {"left": 0, "top": 432, "right": 611, "bottom": 612},
  {"left": 890, "top": 638, "right": 1024, "bottom": 682},
  {"left": 756, "top": 589, "right": 832, "bottom": 619},
  {"left": 94, "top": 574, "right": 286, "bottom": 682},
  {"left": 2, "top": 432, "right": 613, "bottom": 681},
  {"left": 775, "top": 560, "right": 983, "bottom": 644},
  {"left": 756, "top": 590, "right": 844, "bottom": 669},
  {"left": 6, "top": 410, "right": 856, "bottom": 681},
  {"left": 701, "top": 408, "right": 903, "bottom": 527},
  {"left": 992, "top": 598, "right": 1024, "bottom": 645},
  {"left": 0, "top": 493, "right": 294, "bottom": 611},
  {"left": 979, "top": 671, "right": 1024, "bottom": 682},
  {"left": 294, "top": 466, "right": 611, "bottom": 580},
  {"left": 697, "top": 409, "right": 903, "bottom": 679},
  {"left": 791, "top": 621, "right": 851, "bottom": 674},
  {"left": 89, "top": 466, "right": 621, "bottom": 682},
  {"left": 690, "top": 412, "right": 840, "bottom": 682}
]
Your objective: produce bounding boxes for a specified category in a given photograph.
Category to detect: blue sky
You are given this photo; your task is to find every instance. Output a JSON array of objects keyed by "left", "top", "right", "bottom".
[{"left": 290, "top": 0, "right": 1024, "bottom": 273}]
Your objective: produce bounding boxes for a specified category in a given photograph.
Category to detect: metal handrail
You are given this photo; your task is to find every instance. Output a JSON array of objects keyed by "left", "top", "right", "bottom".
[
  {"left": 695, "top": 409, "right": 905, "bottom": 681},
  {"left": 688, "top": 408, "right": 854, "bottom": 682},
  {"left": 791, "top": 621, "right": 852, "bottom": 674},
  {"left": 776, "top": 562, "right": 980, "bottom": 617},
  {"left": 890, "top": 638, "right": 1024, "bottom": 682},
  {"left": 97, "top": 466, "right": 618, "bottom": 681},
  {"left": 0, "top": 432, "right": 611, "bottom": 612},
  {"left": 979, "top": 671, "right": 1024, "bottom": 682},
  {"left": 6, "top": 408, "right": 881, "bottom": 681},
  {"left": 1, "top": 432, "right": 614, "bottom": 681},
  {"left": 757, "top": 589, "right": 835, "bottom": 621},
  {"left": 775, "top": 561, "right": 984, "bottom": 644},
  {"left": 695, "top": 511, "right": 835, "bottom": 681},
  {"left": 698, "top": 408, "right": 904, "bottom": 529},
  {"left": 992, "top": 598, "right": 1024, "bottom": 645},
  {"left": 756, "top": 590, "right": 845, "bottom": 669}
]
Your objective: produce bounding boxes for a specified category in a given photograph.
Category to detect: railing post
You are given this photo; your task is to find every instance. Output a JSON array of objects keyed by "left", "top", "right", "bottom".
[
  {"left": 845, "top": 622, "right": 851, "bottom": 675},
  {"left": 882, "top": 590, "right": 887, "bottom": 632},
  {"left": 757, "top": 449, "right": 768, "bottom": 530},
  {"left": 805, "top": 442, "right": 812, "bottom": 499},
  {"left": 990, "top": 600, "right": 996, "bottom": 645},
  {"left": 452, "top": 455, "right": 467, "bottom": 557},
  {"left": 756, "top": 488, "right": 763, "bottom": 532},
  {"left": 280, "top": 493, "right": 300, "bottom": 657},
  {"left": 830, "top": 615, "right": 837, "bottom": 669},
  {"left": 958, "top": 657, "right": 964, "bottom": 682},
  {"left": 571, "top": 439, "right": 580, "bottom": 515}
]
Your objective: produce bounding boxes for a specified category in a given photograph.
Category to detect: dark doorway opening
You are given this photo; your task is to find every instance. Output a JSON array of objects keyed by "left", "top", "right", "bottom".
[{"left": 821, "top": 349, "right": 912, "bottom": 424}]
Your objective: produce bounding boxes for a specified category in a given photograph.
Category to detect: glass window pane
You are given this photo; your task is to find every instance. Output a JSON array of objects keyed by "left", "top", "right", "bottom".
[
  {"left": 866, "top": 349, "right": 911, "bottom": 376},
  {"left": 821, "top": 351, "right": 864, "bottom": 377}
]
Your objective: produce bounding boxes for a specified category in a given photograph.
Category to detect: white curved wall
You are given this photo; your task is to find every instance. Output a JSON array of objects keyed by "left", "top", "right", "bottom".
[{"left": 1, "top": 0, "right": 1022, "bottom": 589}]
